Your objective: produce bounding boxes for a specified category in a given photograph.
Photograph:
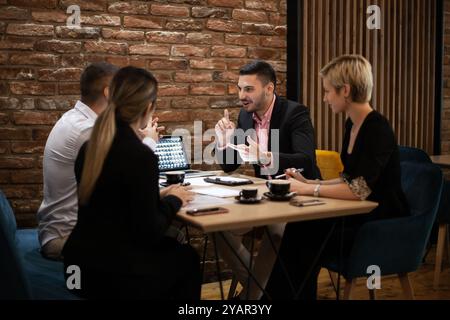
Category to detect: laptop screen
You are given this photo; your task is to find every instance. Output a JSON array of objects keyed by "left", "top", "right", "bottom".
[{"left": 155, "top": 136, "right": 190, "bottom": 172}]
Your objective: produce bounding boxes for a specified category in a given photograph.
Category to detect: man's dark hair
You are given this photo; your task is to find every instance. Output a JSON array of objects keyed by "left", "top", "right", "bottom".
[
  {"left": 80, "top": 62, "right": 119, "bottom": 105},
  {"left": 239, "top": 60, "right": 277, "bottom": 87}
]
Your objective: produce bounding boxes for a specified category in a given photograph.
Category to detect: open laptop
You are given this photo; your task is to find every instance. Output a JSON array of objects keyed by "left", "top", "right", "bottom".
[{"left": 156, "top": 136, "right": 214, "bottom": 178}]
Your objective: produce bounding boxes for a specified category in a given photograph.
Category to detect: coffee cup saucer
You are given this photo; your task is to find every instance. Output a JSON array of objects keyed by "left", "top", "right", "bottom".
[
  {"left": 235, "top": 196, "right": 264, "bottom": 204},
  {"left": 263, "top": 192, "right": 297, "bottom": 201}
]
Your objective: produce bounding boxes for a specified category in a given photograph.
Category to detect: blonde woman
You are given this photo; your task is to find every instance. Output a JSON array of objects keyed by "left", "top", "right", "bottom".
[
  {"left": 62, "top": 66, "right": 200, "bottom": 299},
  {"left": 265, "top": 55, "right": 409, "bottom": 300}
]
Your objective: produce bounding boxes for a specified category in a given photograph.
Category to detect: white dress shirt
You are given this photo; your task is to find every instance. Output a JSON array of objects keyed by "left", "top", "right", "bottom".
[{"left": 37, "top": 100, "right": 157, "bottom": 247}]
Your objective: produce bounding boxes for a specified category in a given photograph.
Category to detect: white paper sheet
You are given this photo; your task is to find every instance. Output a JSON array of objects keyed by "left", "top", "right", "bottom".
[
  {"left": 185, "top": 195, "right": 234, "bottom": 210},
  {"left": 192, "top": 187, "right": 240, "bottom": 198}
]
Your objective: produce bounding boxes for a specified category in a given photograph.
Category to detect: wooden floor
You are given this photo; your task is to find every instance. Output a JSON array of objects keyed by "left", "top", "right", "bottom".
[{"left": 201, "top": 247, "right": 450, "bottom": 300}]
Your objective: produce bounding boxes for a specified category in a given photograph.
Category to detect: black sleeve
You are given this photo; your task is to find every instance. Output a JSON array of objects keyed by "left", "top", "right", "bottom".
[
  {"left": 272, "top": 107, "right": 319, "bottom": 179},
  {"left": 343, "top": 119, "right": 396, "bottom": 197},
  {"left": 74, "top": 142, "right": 87, "bottom": 185},
  {"left": 127, "top": 149, "right": 182, "bottom": 246}
]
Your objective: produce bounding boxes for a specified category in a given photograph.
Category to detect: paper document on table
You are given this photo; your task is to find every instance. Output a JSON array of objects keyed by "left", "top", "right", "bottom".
[
  {"left": 185, "top": 177, "right": 212, "bottom": 187},
  {"left": 192, "top": 187, "right": 240, "bottom": 198},
  {"left": 185, "top": 195, "right": 233, "bottom": 210},
  {"left": 208, "top": 176, "right": 252, "bottom": 183}
]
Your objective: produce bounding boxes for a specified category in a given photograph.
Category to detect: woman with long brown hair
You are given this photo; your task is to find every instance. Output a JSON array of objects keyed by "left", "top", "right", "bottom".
[{"left": 63, "top": 66, "right": 200, "bottom": 299}]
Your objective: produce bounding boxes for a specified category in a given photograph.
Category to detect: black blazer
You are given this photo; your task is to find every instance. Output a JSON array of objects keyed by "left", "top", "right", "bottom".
[
  {"left": 63, "top": 119, "right": 182, "bottom": 274},
  {"left": 216, "top": 96, "right": 321, "bottom": 180}
]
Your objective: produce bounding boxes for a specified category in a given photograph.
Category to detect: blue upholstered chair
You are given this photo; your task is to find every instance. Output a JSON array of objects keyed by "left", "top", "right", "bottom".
[
  {"left": 326, "top": 161, "right": 443, "bottom": 300},
  {"left": 398, "top": 146, "right": 450, "bottom": 288},
  {"left": 0, "top": 190, "right": 79, "bottom": 300}
]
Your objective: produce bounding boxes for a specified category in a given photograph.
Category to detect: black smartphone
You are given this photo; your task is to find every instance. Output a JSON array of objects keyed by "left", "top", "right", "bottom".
[{"left": 186, "top": 207, "right": 229, "bottom": 216}]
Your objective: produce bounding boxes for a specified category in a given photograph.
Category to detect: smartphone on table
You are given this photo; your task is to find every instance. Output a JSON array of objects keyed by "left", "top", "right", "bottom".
[{"left": 186, "top": 207, "right": 229, "bottom": 216}]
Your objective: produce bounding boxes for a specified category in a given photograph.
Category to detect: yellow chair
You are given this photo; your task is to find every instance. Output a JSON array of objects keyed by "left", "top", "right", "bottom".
[{"left": 315, "top": 150, "right": 344, "bottom": 180}]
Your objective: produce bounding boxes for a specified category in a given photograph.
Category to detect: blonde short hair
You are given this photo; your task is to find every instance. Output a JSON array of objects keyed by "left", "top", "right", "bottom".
[{"left": 320, "top": 54, "right": 373, "bottom": 103}]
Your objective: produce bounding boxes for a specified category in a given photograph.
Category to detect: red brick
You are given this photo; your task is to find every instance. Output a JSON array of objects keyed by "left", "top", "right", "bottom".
[
  {"left": 0, "top": 142, "right": 9, "bottom": 153},
  {"left": 232, "top": 9, "right": 267, "bottom": 22},
  {"left": 166, "top": 19, "right": 203, "bottom": 31},
  {"left": 174, "top": 72, "right": 213, "bottom": 83},
  {"left": 269, "top": 61, "right": 286, "bottom": 72},
  {"left": 84, "top": 41, "right": 128, "bottom": 54},
  {"left": 0, "top": 37, "right": 35, "bottom": 50},
  {"left": 245, "top": 0, "right": 278, "bottom": 12},
  {"left": 0, "top": 97, "right": 34, "bottom": 110},
  {"left": 154, "top": 110, "right": 190, "bottom": 122},
  {"left": 1, "top": 185, "right": 38, "bottom": 199},
  {"left": 206, "top": 19, "right": 240, "bottom": 33},
  {"left": 108, "top": 1, "right": 148, "bottom": 14},
  {"left": 10, "top": 53, "right": 58, "bottom": 66},
  {"left": 242, "top": 23, "right": 276, "bottom": 35},
  {"left": 0, "top": 113, "right": 9, "bottom": 125},
  {"left": 124, "top": 16, "right": 164, "bottom": 29},
  {"left": 10, "top": 82, "right": 56, "bottom": 96},
  {"left": 37, "top": 97, "right": 76, "bottom": 110},
  {"left": 60, "top": 0, "right": 107, "bottom": 11},
  {"left": 0, "top": 6, "right": 30, "bottom": 20},
  {"left": 189, "top": 110, "right": 223, "bottom": 122},
  {"left": 0, "top": 156, "right": 35, "bottom": 169},
  {"left": 32, "top": 10, "right": 67, "bottom": 23},
  {"left": 248, "top": 47, "right": 279, "bottom": 60},
  {"left": 171, "top": 96, "right": 210, "bottom": 109},
  {"left": 269, "top": 13, "right": 285, "bottom": 25},
  {"left": 0, "top": 53, "right": 7, "bottom": 65},
  {"left": 0, "top": 83, "right": 8, "bottom": 95},
  {"left": 261, "top": 36, "right": 286, "bottom": 48},
  {"left": 33, "top": 128, "right": 51, "bottom": 140},
  {"left": 213, "top": 71, "right": 239, "bottom": 82},
  {"left": 0, "top": 68, "right": 34, "bottom": 80},
  {"left": 228, "top": 84, "right": 238, "bottom": 95},
  {"left": 11, "top": 170, "right": 43, "bottom": 184},
  {"left": 0, "top": 171, "right": 10, "bottom": 183},
  {"left": 103, "top": 28, "right": 145, "bottom": 41},
  {"left": 7, "top": 23, "right": 54, "bottom": 37},
  {"left": 12, "top": 111, "right": 59, "bottom": 125},
  {"left": 211, "top": 46, "right": 246, "bottom": 58},
  {"left": 171, "top": 45, "right": 209, "bottom": 57},
  {"left": 210, "top": 97, "right": 241, "bottom": 109},
  {"left": 208, "top": 0, "right": 243, "bottom": 8},
  {"left": 158, "top": 85, "right": 189, "bottom": 96},
  {"left": 129, "top": 44, "right": 170, "bottom": 56},
  {"left": 81, "top": 14, "right": 121, "bottom": 26},
  {"left": 280, "top": 0, "right": 287, "bottom": 14},
  {"left": 148, "top": 59, "right": 188, "bottom": 70},
  {"left": 0, "top": 128, "right": 32, "bottom": 140},
  {"left": 186, "top": 32, "right": 223, "bottom": 45},
  {"left": 58, "top": 83, "right": 80, "bottom": 95},
  {"left": 190, "top": 59, "right": 227, "bottom": 70},
  {"left": 225, "top": 34, "right": 259, "bottom": 46},
  {"left": 190, "top": 84, "right": 227, "bottom": 96},
  {"left": 61, "top": 55, "right": 85, "bottom": 67},
  {"left": 191, "top": 6, "right": 229, "bottom": 18},
  {"left": 151, "top": 4, "right": 190, "bottom": 17},
  {"left": 153, "top": 72, "right": 172, "bottom": 83},
  {"left": 106, "top": 56, "right": 146, "bottom": 68},
  {"left": 227, "top": 59, "right": 250, "bottom": 70},
  {"left": 9, "top": 0, "right": 57, "bottom": 9},
  {"left": 35, "top": 40, "right": 82, "bottom": 53},
  {"left": 274, "top": 25, "right": 287, "bottom": 36},
  {"left": 56, "top": 26, "right": 101, "bottom": 39},
  {"left": 38, "top": 68, "right": 83, "bottom": 82},
  {"left": 11, "top": 141, "right": 45, "bottom": 154},
  {"left": 146, "top": 31, "right": 185, "bottom": 43}
]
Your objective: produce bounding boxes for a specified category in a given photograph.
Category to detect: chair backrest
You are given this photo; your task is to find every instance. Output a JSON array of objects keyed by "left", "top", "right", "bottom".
[
  {"left": 0, "top": 190, "right": 31, "bottom": 299},
  {"left": 398, "top": 146, "right": 432, "bottom": 164},
  {"left": 315, "top": 150, "right": 344, "bottom": 180}
]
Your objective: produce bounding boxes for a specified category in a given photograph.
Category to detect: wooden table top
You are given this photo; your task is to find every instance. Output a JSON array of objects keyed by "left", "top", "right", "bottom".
[
  {"left": 177, "top": 174, "right": 378, "bottom": 233},
  {"left": 430, "top": 155, "right": 450, "bottom": 167}
]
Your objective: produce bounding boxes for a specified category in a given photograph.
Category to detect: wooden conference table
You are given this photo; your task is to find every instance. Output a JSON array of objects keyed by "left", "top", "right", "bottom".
[
  {"left": 430, "top": 155, "right": 450, "bottom": 168},
  {"left": 174, "top": 172, "right": 378, "bottom": 300}
]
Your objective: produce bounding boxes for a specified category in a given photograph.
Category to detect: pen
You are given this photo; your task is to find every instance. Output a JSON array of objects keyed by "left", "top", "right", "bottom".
[
  {"left": 275, "top": 168, "right": 304, "bottom": 179},
  {"left": 187, "top": 207, "right": 220, "bottom": 214}
]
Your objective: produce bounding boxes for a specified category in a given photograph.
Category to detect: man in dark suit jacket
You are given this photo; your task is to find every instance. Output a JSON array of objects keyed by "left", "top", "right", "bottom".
[{"left": 213, "top": 60, "right": 321, "bottom": 299}]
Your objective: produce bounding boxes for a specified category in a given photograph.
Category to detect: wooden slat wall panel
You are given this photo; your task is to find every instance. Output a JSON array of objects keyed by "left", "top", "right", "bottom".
[{"left": 302, "top": 0, "right": 436, "bottom": 153}]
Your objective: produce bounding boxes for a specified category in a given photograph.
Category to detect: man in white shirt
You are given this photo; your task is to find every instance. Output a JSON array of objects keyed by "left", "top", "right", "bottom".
[{"left": 37, "top": 62, "right": 119, "bottom": 260}]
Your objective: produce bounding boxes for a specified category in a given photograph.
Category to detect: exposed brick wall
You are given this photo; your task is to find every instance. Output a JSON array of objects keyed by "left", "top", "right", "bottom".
[{"left": 0, "top": 0, "right": 287, "bottom": 229}]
